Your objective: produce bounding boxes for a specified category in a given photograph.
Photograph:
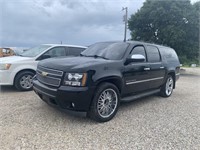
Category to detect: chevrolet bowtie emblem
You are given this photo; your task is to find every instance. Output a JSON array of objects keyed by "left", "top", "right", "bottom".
[{"left": 41, "top": 71, "right": 48, "bottom": 77}]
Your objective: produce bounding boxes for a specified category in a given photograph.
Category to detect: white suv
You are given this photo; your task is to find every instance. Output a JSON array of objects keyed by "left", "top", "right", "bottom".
[{"left": 0, "top": 44, "right": 87, "bottom": 91}]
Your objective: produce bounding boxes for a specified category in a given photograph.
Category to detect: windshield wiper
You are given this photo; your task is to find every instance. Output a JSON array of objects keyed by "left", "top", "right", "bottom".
[
  {"left": 80, "top": 53, "right": 85, "bottom": 56},
  {"left": 82, "top": 55, "right": 108, "bottom": 60},
  {"left": 80, "top": 54, "right": 109, "bottom": 60},
  {"left": 93, "top": 55, "right": 109, "bottom": 60}
]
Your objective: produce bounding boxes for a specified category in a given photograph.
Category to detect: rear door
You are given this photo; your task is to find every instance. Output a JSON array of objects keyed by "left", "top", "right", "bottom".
[{"left": 145, "top": 45, "right": 165, "bottom": 89}]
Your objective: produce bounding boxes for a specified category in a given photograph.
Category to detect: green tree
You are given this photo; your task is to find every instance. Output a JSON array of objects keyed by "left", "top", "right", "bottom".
[{"left": 128, "top": 0, "right": 199, "bottom": 64}]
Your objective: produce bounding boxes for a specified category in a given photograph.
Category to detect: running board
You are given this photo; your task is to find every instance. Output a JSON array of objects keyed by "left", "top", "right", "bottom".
[{"left": 121, "top": 89, "right": 160, "bottom": 102}]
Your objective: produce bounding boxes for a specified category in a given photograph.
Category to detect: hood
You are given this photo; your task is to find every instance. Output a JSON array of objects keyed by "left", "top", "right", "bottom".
[
  {"left": 0, "top": 56, "right": 33, "bottom": 63},
  {"left": 39, "top": 56, "right": 115, "bottom": 72}
]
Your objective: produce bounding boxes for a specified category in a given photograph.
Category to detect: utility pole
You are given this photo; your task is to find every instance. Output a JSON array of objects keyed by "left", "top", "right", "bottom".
[{"left": 122, "top": 7, "right": 128, "bottom": 42}]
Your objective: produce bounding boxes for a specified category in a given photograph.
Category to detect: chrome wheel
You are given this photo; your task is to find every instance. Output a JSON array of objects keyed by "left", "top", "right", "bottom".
[
  {"left": 97, "top": 88, "right": 118, "bottom": 118},
  {"left": 165, "top": 77, "right": 173, "bottom": 96},
  {"left": 20, "top": 75, "right": 33, "bottom": 89}
]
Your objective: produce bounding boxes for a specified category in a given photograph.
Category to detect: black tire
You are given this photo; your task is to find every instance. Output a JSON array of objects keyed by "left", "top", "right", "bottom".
[
  {"left": 88, "top": 82, "right": 120, "bottom": 122},
  {"left": 14, "top": 71, "right": 35, "bottom": 91},
  {"left": 160, "top": 75, "right": 174, "bottom": 97}
]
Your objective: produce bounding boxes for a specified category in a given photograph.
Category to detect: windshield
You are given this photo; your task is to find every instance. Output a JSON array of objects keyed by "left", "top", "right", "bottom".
[
  {"left": 20, "top": 45, "right": 51, "bottom": 57},
  {"left": 81, "top": 42, "right": 129, "bottom": 60}
]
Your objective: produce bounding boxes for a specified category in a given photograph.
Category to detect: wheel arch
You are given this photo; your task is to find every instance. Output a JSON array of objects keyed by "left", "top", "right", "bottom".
[
  {"left": 168, "top": 71, "right": 176, "bottom": 89},
  {"left": 14, "top": 69, "right": 36, "bottom": 84},
  {"left": 95, "top": 76, "right": 123, "bottom": 93}
]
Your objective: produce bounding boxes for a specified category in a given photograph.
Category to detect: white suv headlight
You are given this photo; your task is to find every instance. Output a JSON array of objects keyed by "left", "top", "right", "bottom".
[
  {"left": 0, "top": 64, "right": 12, "bottom": 70},
  {"left": 63, "top": 73, "right": 87, "bottom": 86}
]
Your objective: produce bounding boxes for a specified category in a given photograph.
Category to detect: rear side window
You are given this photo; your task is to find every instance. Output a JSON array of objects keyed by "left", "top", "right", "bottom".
[
  {"left": 160, "top": 47, "right": 179, "bottom": 62},
  {"left": 68, "top": 47, "right": 85, "bottom": 56},
  {"left": 146, "top": 45, "right": 160, "bottom": 62},
  {"left": 164, "top": 48, "right": 178, "bottom": 59}
]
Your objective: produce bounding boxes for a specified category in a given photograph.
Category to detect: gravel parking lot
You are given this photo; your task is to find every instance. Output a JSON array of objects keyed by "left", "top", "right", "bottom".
[{"left": 0, "top": 70, "right": 200, "bottom": 150}]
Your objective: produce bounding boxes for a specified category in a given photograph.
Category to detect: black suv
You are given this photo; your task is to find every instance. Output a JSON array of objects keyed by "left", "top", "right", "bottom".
[{"left": 33, "top": 41, "right": 180, "bottom": 122}]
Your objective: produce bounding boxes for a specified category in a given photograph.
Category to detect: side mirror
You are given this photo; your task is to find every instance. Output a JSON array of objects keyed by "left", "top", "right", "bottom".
[
  {"left": 40, "top": 54, "right": 51, "bottom": 60},
  {"left": 125, "top": 54, "right": 145, "bottom": 65}
]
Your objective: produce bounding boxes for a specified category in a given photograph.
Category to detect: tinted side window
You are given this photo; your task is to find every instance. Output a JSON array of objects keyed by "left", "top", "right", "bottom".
[
  {"left": 68, "top": 47, "right": 85, "bottom": 56},
  {"left": 130, "top": 46, "right": 146, "bottom": 61},
  {"left": 45, "top": 47, "right": 66, "bottom": 57},
  {"left": 146, "top": 46, "right": 160, "bottom": 62},
  {"left": 162, "top": 48, "right": 178, "bottom": 61}
]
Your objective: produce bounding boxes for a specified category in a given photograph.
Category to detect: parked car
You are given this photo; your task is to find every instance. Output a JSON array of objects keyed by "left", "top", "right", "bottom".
[
  {"left": 33, "top": 41, "right": 180, "bottom": 122},
  {"left": 13, "top": 49, "right": 28, "bottom": 56},
  {"left": 0, "top": 48, "right": 15, "bottom": 57},
  {"left": 0, "top": 44, "right": 87, "bottom": 91}
]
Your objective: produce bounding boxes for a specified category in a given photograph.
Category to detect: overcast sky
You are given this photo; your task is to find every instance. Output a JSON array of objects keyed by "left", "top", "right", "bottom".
[{"left": 0, "top": 0, "right": 199, "bottom": 47}]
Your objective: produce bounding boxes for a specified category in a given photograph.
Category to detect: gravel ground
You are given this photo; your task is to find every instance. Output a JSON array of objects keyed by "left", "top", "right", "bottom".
[
  {"left": 0, "top": 72, "right": 200, "bottom": 150},
  {"left": 180, "top": 67, "right": 200, "bottom": 76}
]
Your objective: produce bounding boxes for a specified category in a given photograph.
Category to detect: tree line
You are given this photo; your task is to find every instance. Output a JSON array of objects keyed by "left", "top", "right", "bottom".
[{"left": 128, "top": 0, "right": 200, "bottom": 65}]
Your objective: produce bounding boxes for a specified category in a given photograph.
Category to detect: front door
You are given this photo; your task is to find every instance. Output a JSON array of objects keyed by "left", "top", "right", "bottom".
[{"left": 122, "top": 45, "right": 150, "bottom": 96}]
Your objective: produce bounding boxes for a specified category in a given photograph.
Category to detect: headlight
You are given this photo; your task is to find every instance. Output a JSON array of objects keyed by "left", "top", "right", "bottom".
[
  {"left": 63, "top": 73, "right": 87, "bottom": 86},
  {"left": 0, "top": 64, "right": 12, "bottom": 70}
]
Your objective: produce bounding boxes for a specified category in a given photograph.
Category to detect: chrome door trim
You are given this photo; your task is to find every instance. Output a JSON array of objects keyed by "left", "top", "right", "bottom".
[{"left": 126, "top": 77, "right": 164, "bottom": 85}]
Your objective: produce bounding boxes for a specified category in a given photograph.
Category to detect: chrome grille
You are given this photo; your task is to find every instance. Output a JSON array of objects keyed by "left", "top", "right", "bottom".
[{"left": 36, "top": 66, "right": 63, "bottom": 87}]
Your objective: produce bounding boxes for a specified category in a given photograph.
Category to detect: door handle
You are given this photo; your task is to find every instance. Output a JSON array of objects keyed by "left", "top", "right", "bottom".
[
  {"left": 160, "top": 66, "right": 164, "bottom": 69},
  {"left": 144, "top": 67, "right": 150, "bottom": 71}
]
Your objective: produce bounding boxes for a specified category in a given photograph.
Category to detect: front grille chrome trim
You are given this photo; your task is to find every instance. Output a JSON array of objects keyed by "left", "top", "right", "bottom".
[
  {"left": 36, "top": 72, "right": 61, "bottom": 87},
  {"left": 37, "top": 68, "right": 63, "bottom": 77},
  {"left": 38, "top": 65, "right": 63, "bottom": 76},
  {"left": 36, "top": 66, "right": 63, "bottom": 87}
]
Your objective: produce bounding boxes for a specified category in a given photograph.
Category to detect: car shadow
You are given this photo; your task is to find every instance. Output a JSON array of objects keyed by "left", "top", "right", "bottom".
[
  {"left": 44, "top": 104, "right": 96, "bottom": 124},
  {"left": 41, "top": 94, "right": 160, "bottom": 125}
]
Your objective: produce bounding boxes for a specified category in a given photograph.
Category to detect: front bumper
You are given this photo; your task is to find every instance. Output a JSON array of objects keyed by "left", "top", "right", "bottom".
[
  {"left": 0, "top": 70, "right": 13, "bottom": 85},
  {"left": 33, "top": 80, "right": 95, "bottom": 112}
]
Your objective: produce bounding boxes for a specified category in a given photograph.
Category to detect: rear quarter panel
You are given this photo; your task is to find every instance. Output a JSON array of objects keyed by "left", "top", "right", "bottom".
[{"left": 159, "top": 47, "right": 180, "bottom": 82}]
